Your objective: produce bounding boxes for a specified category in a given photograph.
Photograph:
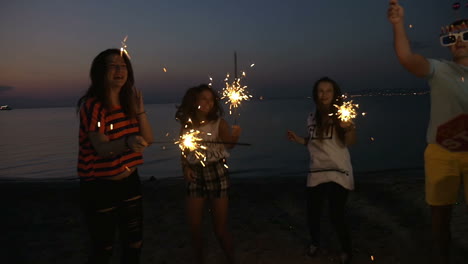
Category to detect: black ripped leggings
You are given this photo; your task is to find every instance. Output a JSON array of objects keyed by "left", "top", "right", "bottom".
[{"left": 80, "top": 170, "right": 143, "bottom": 264}]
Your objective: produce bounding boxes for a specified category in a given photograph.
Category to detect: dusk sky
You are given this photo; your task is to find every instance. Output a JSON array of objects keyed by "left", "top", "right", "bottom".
[{"left": 0, "top": 0, "right": 461, "bottom": 108}]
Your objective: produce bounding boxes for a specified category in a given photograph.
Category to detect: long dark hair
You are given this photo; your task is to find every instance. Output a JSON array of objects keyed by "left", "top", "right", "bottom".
[
  {"left": 76, "top": 49, "right": 136, "bottom": 116},
  {"left": 175, "top": 84, "right": 224, "bottom": 126},
  {"left": 312, "top": 77, "right": 346, "bottom": 144}
]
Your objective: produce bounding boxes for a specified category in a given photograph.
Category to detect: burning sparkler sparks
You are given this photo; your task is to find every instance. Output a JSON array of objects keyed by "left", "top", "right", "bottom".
[
  {"left": 179, "top": 130, "right": 203, "bottom": 152},
  {"left": 221, "top": 73, "right": 252, "bottom": 115},
  {"left": 332, "top": 95, "right": 360, "bottom": 122},
  {"left": 120, "top": 35, "right": 131, "bottom": 59},
  {"left": 175, "top": 119, "right": 207, "bottom": 166},
  {"left": 176, "top": 129, "right": 207, "bottom": 166}
]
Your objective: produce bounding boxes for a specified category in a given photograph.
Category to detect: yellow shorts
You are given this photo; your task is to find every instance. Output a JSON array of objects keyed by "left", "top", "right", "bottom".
[{"left": 425, "top": 144, "right": 468, "bottom": 206}]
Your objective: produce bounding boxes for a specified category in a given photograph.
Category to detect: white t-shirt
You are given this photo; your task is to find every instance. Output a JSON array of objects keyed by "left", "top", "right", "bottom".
[
  {"left": 306, "top": 113, "right": 354, "bottom": 190},
  {"left": 185, "top": 118, "right": 230, "bottom": 165},
  {"left": 426, "top": 59, "right": 468, "bottom": 146}
]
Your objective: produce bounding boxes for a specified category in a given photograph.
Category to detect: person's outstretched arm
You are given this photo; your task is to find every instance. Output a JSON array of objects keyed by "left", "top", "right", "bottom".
[
  {"left": 388, "top": 0, "right": 430, "bottom": 77},
  {"left": 341, "top": 121, "right": 357, "bottom": 146},
  {"left": 287, "top": 130, "right": 308, "bottom": 145}
]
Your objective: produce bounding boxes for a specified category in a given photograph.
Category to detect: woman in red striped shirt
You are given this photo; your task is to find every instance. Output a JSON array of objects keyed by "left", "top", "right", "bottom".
[{"left": 77, "top": 49, "right": 154, "bottom": 264}]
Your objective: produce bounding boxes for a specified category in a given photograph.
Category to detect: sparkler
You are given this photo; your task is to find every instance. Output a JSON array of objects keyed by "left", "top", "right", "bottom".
[
  {"left": 335, "top": 101, "right": 358, "bottom": 122},
  {"left": 333, "top": 95, "right": 360, "bottom": 122},
  {"left": 221, "top": 73, "right": 252, "bottom": 115},
  {"left": 175, "top": 119, "right": 207, "bottom": 166},
  {"left": 120, "top": 35, "right": 131, "bottom": 59},
  {"left": 220, "top": 52, "right": 253, "bottom": 121},
  {"left": 208, "top": 76, "right": 213, "bottom": 87},
  {"left": 176, "top": 129, "right": 207, "bottom": 166}
]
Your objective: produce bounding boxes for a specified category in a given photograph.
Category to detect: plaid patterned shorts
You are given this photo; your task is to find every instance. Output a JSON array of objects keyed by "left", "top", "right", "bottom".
[{"left": 187, "top": 160, "right": 230, "bottom": 198}]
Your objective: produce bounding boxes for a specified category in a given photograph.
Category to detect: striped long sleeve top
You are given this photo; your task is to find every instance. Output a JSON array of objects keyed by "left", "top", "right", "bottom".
[{"left": 78, "top": 98, "right": 143, "bottom": 180}]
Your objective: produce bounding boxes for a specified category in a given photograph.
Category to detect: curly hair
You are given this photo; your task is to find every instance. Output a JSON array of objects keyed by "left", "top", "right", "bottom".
[{"left": 175, "top": 84, "right": 224, "bottom": 126}]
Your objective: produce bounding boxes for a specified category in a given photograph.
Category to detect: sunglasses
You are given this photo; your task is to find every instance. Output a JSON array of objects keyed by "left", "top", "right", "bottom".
[{"left": 440, "top": 30, "right": 468, "bottom": 46}]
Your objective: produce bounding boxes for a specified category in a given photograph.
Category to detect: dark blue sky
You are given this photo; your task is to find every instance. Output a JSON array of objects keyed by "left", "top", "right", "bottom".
[{"left": 0, "top": 0, "right": 461, "bottom": 108}]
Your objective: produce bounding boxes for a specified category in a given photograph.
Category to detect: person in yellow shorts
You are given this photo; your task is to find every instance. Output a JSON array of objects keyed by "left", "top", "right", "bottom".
[
  {"left": 425, "top": 144, "right": 468, "bottom": 206},
  {"left": 388, "top": 0, "right": 468, "bottom": 263}
]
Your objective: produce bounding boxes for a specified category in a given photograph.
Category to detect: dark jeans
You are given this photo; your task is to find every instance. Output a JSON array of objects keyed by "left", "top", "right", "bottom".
[
  {"left": 306, "top": 182, "right": 351, "bottom": 254},
  {"left": 80, "top": 170, "right": 143, "bottom": 264}
]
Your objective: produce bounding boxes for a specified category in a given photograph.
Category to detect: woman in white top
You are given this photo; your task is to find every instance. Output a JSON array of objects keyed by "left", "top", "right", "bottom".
[
  {"left": 175, "top": 84, "right": 241, "bottom": 264},
  {"left": 287, "top": 77, "right": 357, "bottom": 264}
]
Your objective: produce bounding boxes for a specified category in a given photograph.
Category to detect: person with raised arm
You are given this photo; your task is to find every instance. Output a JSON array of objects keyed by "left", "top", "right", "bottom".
[{"left": 388, "top": 1, "right": 468, "bottom": 263}]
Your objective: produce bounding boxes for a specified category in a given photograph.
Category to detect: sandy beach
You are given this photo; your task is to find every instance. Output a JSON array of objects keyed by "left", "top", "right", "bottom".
[{"left": 1, "top": 170, "right": 467, "bottom": 264}]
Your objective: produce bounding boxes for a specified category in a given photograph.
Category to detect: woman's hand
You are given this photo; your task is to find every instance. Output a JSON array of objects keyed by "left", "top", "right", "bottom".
[
  {"left": 388, "top": 0, "right": 404, "bottom": 25},
  {"left": 231, "top": 125, "right": 242, "bottom": 138},
  {"left": 287, "top": 130, "right": 299, "bottom": 143},
  {"left": 339, "top": 121, "right": 354, "bottom": 130},
  {"left": 127, "top": 135, "right": 148, "bottom": 152},
  {"left": 183, "top": 167, "right": 196, "bottom": 182},
  {"left": 341, "top": 121, "right": 357, "bottom": 146},
  {"left": 219, "top": 119, "right": 241, "bottom": 149}
]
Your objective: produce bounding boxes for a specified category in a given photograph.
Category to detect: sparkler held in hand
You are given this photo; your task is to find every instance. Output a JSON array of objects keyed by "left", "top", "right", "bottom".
[
  {"left": 175, "top": 122, "right": 208, "bottom": 167},
  {"left": 120, "top": 35, "right": 131, "bottom": 59},
  {"left": 221, "top": 73, "right": 252, "bottom": 116},
  {"left": 220, "top": 52, "right": 253, "bottom": 123},
  {"left": 331, "top": 95, "right": 366, "bottom": 123},
  {"left": 175, "top": 84, "right": 240, "bottom": 264}
]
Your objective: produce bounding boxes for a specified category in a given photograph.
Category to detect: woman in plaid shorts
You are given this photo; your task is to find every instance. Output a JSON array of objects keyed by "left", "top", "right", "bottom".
[{"left": 175, "top": 84, "right": 242, "bottom": 264}]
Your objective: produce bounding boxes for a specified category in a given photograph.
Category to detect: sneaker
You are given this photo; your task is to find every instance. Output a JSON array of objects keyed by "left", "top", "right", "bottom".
[{"left": 306, "top": 244, "right": 318, "bottom": 257}]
